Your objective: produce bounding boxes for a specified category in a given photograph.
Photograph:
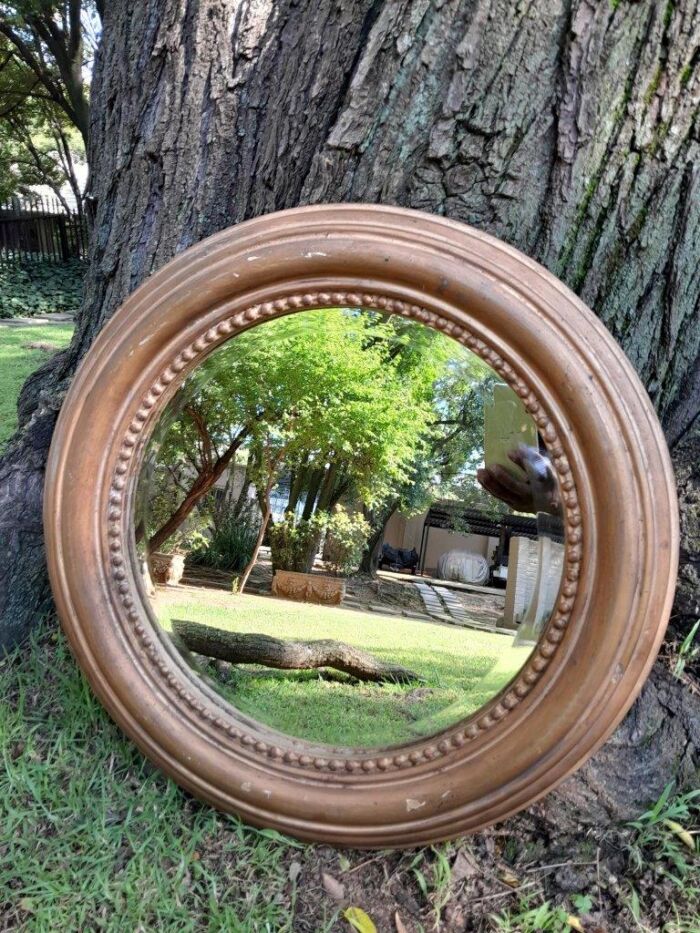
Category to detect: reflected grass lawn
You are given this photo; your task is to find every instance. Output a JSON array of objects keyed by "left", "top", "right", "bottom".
[{"left": 155, "top": 589, "right": 532, "bottom": 748}]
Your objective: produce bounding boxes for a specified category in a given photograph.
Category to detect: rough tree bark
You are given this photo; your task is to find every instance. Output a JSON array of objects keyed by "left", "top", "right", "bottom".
[
  {"left": 172, "top": 618, "right": 423, "bottom": 684},
  {"left": 1, "top": 0, "right": 698, "bottom": 823},
  {"left": 360, "top": 499, "right": 400, "bottom": 574}
]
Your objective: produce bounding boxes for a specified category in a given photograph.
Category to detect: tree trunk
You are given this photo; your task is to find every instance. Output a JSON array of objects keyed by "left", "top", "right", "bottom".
[
  {"left": 171, "top": 618, "right": 424, "bottom": 684},
  {"left": 360, "top": 500, "right": 399, "bottom": 574},
  {"left": 230, "top": 460, "right": 253, "bottom": 523},
  {"left": 147, "top": 473, "right": 213, "bottom": 554},
  {"left": 301, "top": 467, "right": 324, "bottom": 521},
  {"left": 285, "top": 455, "right": 309, "bottom": 514},
  {"left": 147, "top": 432, "right": 245, "bottom": 553},
  {"left": 314, "top": 460, "right": 340, "bottom": 514},
  {"left": 237, "top": 506, "right": 270, "bottom": 595},
  {"left": 238, "top": 475, "right": 276, "bottom": 594},
  {"left": 2, "top": 0, "right": 698, "bottom": 823}
]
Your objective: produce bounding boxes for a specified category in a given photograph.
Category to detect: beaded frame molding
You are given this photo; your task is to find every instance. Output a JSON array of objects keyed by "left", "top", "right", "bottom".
[{"left": 45, "top": 205, "right": 678, "bottom": 847}]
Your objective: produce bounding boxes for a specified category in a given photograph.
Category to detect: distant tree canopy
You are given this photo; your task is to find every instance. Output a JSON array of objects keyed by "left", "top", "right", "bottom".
[
  {"left": 140, "top": 309, "right": 495, "bottom": 558},
  {"left": 0, "top": 1, "right": 99, "bottom": 205}
]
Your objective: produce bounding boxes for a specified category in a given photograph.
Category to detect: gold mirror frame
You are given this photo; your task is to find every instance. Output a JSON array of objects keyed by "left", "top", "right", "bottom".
[{"left": 44, "top": 205, "right": 678, "bottom": 847}]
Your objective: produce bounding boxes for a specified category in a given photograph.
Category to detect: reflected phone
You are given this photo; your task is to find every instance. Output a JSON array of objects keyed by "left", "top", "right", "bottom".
[{"left": 483, "top": 383, "right": 538, "bottom": 480}]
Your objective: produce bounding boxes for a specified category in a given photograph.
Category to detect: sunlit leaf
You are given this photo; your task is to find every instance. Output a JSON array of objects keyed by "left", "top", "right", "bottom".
[
  {"left": 344, "top": 906, "right": 377, "bottom": 933},
  {"left": 664, "top": 819, "right": 696, "bottom": 851}
]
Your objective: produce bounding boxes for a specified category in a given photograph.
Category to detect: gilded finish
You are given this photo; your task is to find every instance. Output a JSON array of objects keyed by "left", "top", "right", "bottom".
[{"left": 44, "top": 205, "right": 678, "bottom": 847}]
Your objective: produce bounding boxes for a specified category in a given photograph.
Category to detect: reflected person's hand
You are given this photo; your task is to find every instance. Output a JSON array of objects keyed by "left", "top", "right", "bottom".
[{"left": 476, "top": 444, "right": 561, "bottom": 515}]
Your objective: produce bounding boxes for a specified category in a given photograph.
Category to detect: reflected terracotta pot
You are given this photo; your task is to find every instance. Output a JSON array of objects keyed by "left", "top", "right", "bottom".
[
  {"left": 150, "top": 552, "right": 186, "bottom": 587},
  {"left": 271, "top": 569, "right": 346, "bottom": 606}
]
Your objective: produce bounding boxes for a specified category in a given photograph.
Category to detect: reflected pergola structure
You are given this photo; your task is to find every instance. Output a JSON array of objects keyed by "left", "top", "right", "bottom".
[{"left": 417, "top": 504, "right": 563, "bottom": 578}]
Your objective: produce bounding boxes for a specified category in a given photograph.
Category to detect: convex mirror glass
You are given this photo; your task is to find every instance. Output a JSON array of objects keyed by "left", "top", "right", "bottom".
[{"left": 135, "top": 308, "right": 564, "bottom": 749}]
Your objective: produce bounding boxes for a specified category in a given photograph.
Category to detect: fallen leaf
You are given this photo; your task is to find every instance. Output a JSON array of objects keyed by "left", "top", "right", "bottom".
[
  {"left": 288, "top": 860, "right": 302, "bottom": 883},
  {"left": 663, "top": 819, "right": 695, "bottom": 850},
  {"left": 452, "top": 848, "right": 479, "bottom": 882},
  {"left": 566, "top": 916, "right": 584, "bottom": 932},
  {"left": 322, "top": 872, "right": 345, "bottom": 901},
  {"left": 338, "top": 854, "right": 352, "bottom": 872},
  {"left": 500, "top": 870, "right": 520, "bottom": 887},
  {"left": 395, "top": 911, "right": 409, "bottom": 933},
  {"left": 344, "top": 906, "right": 377, "bottom": 933}
]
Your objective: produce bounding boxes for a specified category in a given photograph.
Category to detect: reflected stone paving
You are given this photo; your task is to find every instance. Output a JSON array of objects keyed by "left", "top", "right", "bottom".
[{"left": 414, "top": 581, "right": 512, "bottom": 634}]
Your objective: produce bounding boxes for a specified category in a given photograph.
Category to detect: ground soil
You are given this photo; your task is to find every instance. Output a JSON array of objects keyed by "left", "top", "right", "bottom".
[
  {"left": 282, "top": 817, "right": 674, "bottom": 932},
  {"left": 343, "top": 573, "right": 425, "bottom": 614}
]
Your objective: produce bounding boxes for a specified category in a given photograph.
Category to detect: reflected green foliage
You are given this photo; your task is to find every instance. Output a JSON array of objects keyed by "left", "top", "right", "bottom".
[
  {"left": 268, "top": 512, "right": 328, "bottom": 573},
  {"left": 143, "top": 308, "right": 495, "bottom": 556},
  {"left": 167, "top": 309, "right": 445, "bottom": 504},
  {"left": 189, "top": 512, "right": 259, "bottom": 573},
  {"left": 323, "top": 506, "right": 372, "bottom": 576},
  {"left": 156, "top": 591, "right": 530, "bottom": 747}
]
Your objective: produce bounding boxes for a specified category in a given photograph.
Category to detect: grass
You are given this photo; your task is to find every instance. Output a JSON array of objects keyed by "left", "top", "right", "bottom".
[
  {"left": 0, "top": 323, "right": 73, "bottom": 447},
  {"left": 621, "top": 782, "right": 700, "bottom": 932},
  {"left": 0, "top": 632, "right": 322, "bottom": 931},
  {"left": 491, "top": 895, "right": 593, "bottom": 932},
  {"left": 491, "top": 778, "right": 700, "bottom": 933},
  {"left": 0, "top": 629, "right": 529, "bottom": 932},
  {"left": 155, "top": 588, "right": 531, "bottom": 747},
  {"left": 626, "top": 782, "right": 700, "bottom": 886},
  {"left": 2, "top": 630, "right": 699, "bottom": 930}
]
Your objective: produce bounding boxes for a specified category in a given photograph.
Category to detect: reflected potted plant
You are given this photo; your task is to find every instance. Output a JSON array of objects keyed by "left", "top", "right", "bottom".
[
  {"left": 323, "top": 506, "right": 371, "bottom": 578},
  {"left": 150, "top": 528, "right": 207, "bottom": 587},
  {"left": 269, "top": 511, "right": 334, "bottom": 603},
  {"left": 269, "top": 507, "right": 369, "bottom": 605}
]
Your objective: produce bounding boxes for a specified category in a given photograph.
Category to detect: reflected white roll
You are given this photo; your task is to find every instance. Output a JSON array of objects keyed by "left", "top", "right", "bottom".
[{"left": 436, "top": 550, "right": 489, "bottom": 585}]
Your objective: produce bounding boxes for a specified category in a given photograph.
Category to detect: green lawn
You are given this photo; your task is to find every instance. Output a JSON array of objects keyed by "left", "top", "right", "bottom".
[
  {"left": 0, "top": 324, "right": 73, "bottom": 448},
  {"left": 0, "top": 633, "right": 322, "bottom": 930},
  {"left": 156, "top": 590, "right": 531, "bottom": 747}
]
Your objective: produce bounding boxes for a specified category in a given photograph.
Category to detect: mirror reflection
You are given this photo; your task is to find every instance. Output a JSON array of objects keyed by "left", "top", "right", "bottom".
[{"left": 134, "top": 308, "right": 564, "bottom": 748}]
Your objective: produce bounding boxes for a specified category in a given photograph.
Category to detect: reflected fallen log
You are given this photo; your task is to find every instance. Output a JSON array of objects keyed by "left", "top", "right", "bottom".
[{"left": 171, "top": 618, "right": 424, "bottom": 684}]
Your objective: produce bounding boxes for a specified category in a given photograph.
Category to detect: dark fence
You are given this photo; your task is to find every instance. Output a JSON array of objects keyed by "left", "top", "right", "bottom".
[{"left": 0, "top": 195, "right": 88, "bottom": 263}]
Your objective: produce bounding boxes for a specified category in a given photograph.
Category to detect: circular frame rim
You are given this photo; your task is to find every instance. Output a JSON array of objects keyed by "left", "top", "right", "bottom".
[{"left": 44, "top": 204, "right": 678, "bottom": 847}]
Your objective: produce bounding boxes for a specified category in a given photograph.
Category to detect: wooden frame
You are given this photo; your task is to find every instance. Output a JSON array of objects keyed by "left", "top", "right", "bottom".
[{"left": 44, "top": 205, "right": 678, "bottom": 847}]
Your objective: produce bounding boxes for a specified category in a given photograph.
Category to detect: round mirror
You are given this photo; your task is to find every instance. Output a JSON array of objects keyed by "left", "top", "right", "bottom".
[{"left": 44, "top": 205, "right": 677, "bottom": 847}]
